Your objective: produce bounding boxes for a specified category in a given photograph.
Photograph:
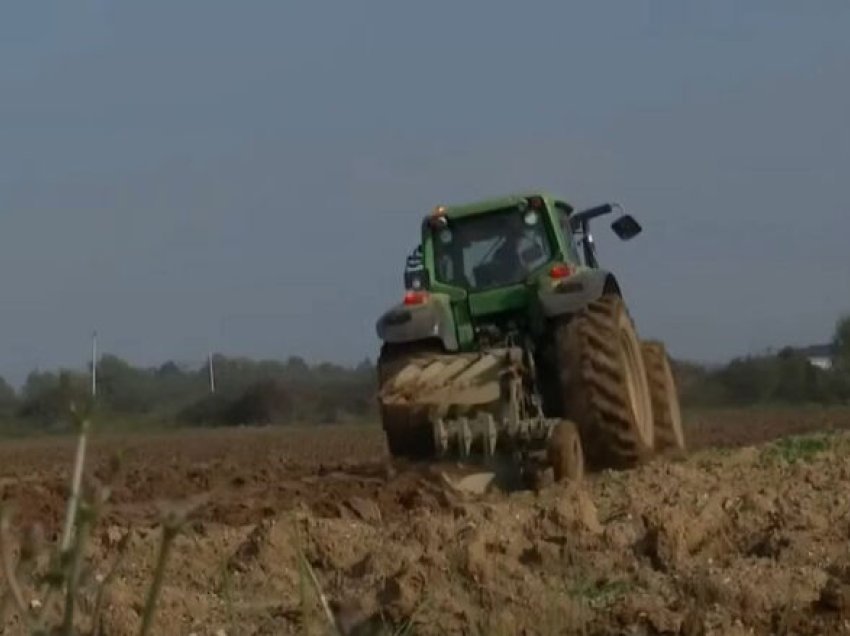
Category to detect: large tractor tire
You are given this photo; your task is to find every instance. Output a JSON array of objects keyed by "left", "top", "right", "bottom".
[
  {"left": 377, "top": 341, "right": 440, "bottom": 459},
  {"left": 554, "top": 294, "right": 655, "bottom": 471},
  {"left": 640, "top": 340, "right": 687, "bottom": 455}
]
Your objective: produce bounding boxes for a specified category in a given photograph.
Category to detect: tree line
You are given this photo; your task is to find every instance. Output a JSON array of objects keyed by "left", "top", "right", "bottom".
[
  {"left": 0, "top": 316, "right": 847, "bottom": 431},
  {"left": 674, "top": 316, "right": 850, "bottom": 407},
  {"left": 0, "top": 354, "right": 377, "bottom": 429}
]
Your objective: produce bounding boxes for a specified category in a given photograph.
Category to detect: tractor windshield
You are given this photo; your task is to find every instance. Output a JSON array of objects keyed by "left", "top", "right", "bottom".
[{"left": 433, "top": 206, "right": 553, "bottom": 291}]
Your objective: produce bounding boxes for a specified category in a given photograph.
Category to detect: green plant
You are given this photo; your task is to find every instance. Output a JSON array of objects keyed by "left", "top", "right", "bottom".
[
  {"left": 569, "top": 576, "right": 631, "bottom": 608},
  {"left": 761, "top": 434, "right": 832, "bottom": 465},
  {"left": 289, "top": 516, "right": 343, "bottom": 636},
  {"left": 216, "top": 560, "right": 237, "bottom": 634}
]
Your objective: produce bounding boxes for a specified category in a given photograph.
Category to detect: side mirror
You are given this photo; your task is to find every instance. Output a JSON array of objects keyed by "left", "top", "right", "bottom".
[{"left": 611, "top": 214, "right": 642, "bottom": 241}]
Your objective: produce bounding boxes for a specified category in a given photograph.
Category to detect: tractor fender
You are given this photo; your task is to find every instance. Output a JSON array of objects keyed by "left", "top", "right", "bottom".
[
  {"left": 538, "top": 269, "right": 621, "bottom": 318},
  {"left": 375, "top": 294, "right": 459, "bottom": 351}
]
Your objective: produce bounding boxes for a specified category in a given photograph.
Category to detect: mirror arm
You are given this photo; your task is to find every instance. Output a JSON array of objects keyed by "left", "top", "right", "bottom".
[
  {"left": 570, "top": 203, "right": 614, "bottom": 231},
  {"left": 576, "top": 220, "right": 598, "bottom": 268},
  {"left": 583, "top": 235, "right": 598, "bottom": 268}
]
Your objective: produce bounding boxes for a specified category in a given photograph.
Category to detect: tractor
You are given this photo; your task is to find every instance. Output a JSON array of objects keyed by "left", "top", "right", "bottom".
[{"left": 375, "top": 192, "right": 685, "bottom": 487}]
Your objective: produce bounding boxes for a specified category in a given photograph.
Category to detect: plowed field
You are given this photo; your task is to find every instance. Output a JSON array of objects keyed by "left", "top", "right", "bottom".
[{"left": 2, "top": 407, "right": 850, "bottom": 635}]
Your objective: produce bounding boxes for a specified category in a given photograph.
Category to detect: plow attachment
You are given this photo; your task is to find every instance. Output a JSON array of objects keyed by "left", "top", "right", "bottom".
[
  {"left": 379, "top": 348, "right": 518, "bottom": 416},
  {"left": 378, "top": 346, "right": 568, "bottom": 493}
]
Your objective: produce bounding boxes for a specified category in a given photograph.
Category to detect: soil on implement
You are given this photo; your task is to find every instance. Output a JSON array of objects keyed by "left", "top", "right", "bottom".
[
  {"left": 378, "top": 342, "right": 547, "bottom": 470},
  {"left": 3, "top": 413, "right": 850, "bottom": 634},
  {"left": 378, "top": 342, "right": 513, "bottom": 461},
  {"left": 377, "top": 341, "right": 438, "bottom": 458}
]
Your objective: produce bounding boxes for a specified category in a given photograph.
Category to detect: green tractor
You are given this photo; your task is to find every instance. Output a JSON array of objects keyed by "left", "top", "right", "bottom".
[{"left": 375, "top": 192, "right": 685, "bottom": 486}]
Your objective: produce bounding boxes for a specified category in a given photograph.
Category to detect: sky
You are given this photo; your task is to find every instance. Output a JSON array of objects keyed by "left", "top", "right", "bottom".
[{"left": 1, "top": 1, "right": 849, "bottom": 383}]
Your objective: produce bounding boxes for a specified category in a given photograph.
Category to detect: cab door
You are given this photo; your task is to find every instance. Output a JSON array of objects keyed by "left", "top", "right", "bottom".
[{"left": 553, "top": 201, "right": 584, "bottom": 266}]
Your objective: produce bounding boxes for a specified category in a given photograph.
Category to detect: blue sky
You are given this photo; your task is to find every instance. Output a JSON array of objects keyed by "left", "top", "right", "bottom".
[{"left": 1, "top": 1, "right": 848, "bottom": 382}]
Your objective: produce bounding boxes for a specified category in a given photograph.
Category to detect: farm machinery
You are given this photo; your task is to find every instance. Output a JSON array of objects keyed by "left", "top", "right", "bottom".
[{"left": 375, "top": 192, "right": 685, "bottom": 490}]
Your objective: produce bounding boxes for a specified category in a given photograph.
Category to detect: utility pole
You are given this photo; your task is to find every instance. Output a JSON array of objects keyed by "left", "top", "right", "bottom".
[
  {"left": 91, "top": 330, "right": 98, "bottom": 398},
  {"left": 208, "top": 351, "right": 216, "bottom": 394}
]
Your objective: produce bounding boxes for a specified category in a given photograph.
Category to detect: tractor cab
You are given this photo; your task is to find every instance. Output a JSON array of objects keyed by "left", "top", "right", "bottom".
[
  {"left": 390, "top": 192, "right": 643, "bottom": 353},
  {"left": 430, "top": 201, "right": 554, "bottom": 292}
]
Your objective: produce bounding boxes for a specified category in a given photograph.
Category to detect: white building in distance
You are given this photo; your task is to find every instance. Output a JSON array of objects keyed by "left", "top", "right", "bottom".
[{"left": 797, "top": 344, "right": 836, "bottom": 370}]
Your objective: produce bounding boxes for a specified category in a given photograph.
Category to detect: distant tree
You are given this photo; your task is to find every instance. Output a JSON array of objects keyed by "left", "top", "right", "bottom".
[
  {"left": 21, "top": 370, "right": 59, "bottom": 402},
  {"left": 717, "top": 356, "right": 775, "bottom": 404},
  {"left": 97, "top": 354, "right": 155, "bottom": 414},
  {"left": 226, "top": 379, "right": 293, "bottom": 425},
  {"left": 0, "top": 376, "right": 19, "bottom": 416},
  {"left": 283, "top": 356, "right": 310, "bottom": 379},
  {"left": 355, "top": 358, "right": 375, "bottom": 373},
  {"left": 834, "top": 315, "right": 850, "bottom": 371},
  {"left": 18, "top": 370, "right": 90, "bottom": 427},
  {"left": 153, "top": 360, "right": 207, "bottom": 408},
  {"left": 774, "top": 347, "right": 829, "bottom": 403},
  {"left": 7, "top": 352, "right": 379, "bottom": 430},
  {"left": 156, "top": 361, "right": 183, "bottom": 378},
  {"left": 178, "top": 379, "right": 295, "bottom": 426},
  {"left": 177, "top": 393, "right": 232, "bottom": 427}
]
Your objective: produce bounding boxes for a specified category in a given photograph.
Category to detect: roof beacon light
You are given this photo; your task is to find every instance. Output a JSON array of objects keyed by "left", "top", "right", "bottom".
[{"left": 527, "top": 196, "right": 543, "bottom": 210}]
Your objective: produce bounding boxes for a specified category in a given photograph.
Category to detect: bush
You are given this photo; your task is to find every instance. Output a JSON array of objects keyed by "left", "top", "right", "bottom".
[
  {"left": 225, "top": 379, "right": 294, "bottom": 425},
  {"left": 677, "top": 348, "right": 849, "bottom": 408},
  {"left": 835, "top": 315, "right": 850, "bottom": 372},
  {"left": 0, "top": 375, "right": 19, "bottom": 417},
  {"left": 17, "top": 370, "right": 92, "bottom": 427},
  {"left": 178, "top": 380, "right": 301, "bottom": 427},
  {"left": 176, "top": 392, "right": 235, "bottom": 427}
]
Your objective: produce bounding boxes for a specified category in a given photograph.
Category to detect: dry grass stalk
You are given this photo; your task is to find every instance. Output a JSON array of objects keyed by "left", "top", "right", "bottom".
[
  {"left": 60, "top": 404, "right": 92, "bottom": 553},
  {"left": 0, "top": 505, "right": 31, "bottom": 628},
  {"left": 0, "top": 402, "right": 195, "bottom": 636}
]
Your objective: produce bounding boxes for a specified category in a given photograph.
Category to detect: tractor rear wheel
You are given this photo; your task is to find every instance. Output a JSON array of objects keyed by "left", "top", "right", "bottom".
[
  {"left": 641, "top": 340, "right": 686, "bottom": 455},
  {"left": 554, "top": 294, "right": 655, "bottom": 470}
]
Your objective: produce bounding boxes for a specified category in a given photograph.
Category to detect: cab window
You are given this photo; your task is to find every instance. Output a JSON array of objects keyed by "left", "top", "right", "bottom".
[{"left": 554, "top": 201, "right": 581, "bottom": 264}]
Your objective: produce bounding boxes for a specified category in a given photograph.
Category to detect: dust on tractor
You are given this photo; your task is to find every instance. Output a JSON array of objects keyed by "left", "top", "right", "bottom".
[{"left": 375, "top": 192, "right": 685, "bottom": 491}]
